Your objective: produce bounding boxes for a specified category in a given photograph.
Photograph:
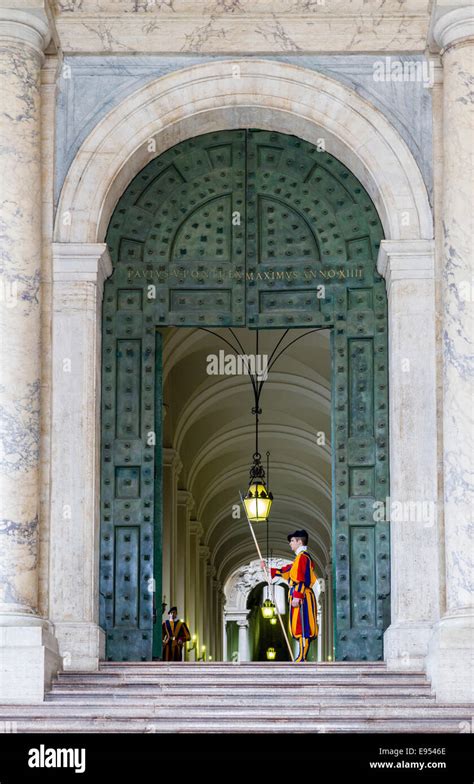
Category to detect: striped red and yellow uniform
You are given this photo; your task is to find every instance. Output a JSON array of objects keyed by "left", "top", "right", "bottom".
[
  {"left": 270, "top": 551, "right": 318, "bottom": 641},
  {"left": 162, "top": 619, "right": 191, "bottom": 661}
]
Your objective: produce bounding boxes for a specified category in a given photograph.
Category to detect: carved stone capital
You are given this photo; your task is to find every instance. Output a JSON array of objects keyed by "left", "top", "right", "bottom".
[
  {"left": 206, "top": 563, "right": 216, "bottom": 579},
  {"left": 162, "top": 447, "right": 182, "bottom": 477},
  {"left": 53, "top": 243, "right": 112, "bottom": 292},
  {"left": 0, "top": 7, "right": 51, "bottom": 60},
  {"left": 432, "top": 5, "right": 474, "bottom": 51},
  {"left": 377, "top": 240, "right": 435, "bottom": 296},
  {"left": 188, "top": 520, "right": 204, "bottom": 538},
  {"left": 52, "top": 243, "right": 112, "bottom": 312},
  {"left": 177, "top": 490, "right": 194, "bottom": 514}
]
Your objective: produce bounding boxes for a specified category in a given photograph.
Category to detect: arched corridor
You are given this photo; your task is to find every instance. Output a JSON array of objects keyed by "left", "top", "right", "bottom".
[{"left": 159, "top": 326, "right": 332, "bottom": 663}]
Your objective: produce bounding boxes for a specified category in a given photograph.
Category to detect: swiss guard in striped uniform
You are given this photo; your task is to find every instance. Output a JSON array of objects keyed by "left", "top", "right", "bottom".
[
  {"left": 162, "top": 607, "right": 191, "bottom": 661},
  {"left": 268, "top": 529, "right": 318, "bottom": 663}
]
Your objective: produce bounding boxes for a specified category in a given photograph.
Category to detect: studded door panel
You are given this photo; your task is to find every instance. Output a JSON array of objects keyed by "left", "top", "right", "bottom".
[
  {"left": 110, "top": 131, "right": 246, "bottom": 328},
  {"left": 332, "top": 281, "right": 390, "bottom": 660},
  {"left": 100, "top": 284, "right": 161, "bottom": 661}
]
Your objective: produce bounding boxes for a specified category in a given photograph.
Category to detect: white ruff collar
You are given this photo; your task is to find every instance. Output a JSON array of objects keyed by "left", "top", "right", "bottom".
[{"left": 295, "top": 545, "right": 307, "bottom": 555}]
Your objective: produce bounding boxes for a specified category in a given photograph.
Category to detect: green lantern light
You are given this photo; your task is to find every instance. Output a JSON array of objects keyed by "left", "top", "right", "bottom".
[
  {"left": 243, "top": 452, "right": 273, "bottom": 523},
  {"left": 261, "top": 598, "right": 275, "bottom": 619}
]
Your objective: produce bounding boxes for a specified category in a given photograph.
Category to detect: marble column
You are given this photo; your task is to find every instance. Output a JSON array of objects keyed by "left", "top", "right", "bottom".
[
  {"left": 316, "top": 579, "right": 324, "bottom": 662},
  {"left": 213, "top": 583, "right": 219, "bottom": 661},
  {"left": 207, "top": 568, "right": 214, "bottom": 658},
  {"left": 224, "top": 614, "right": 237, "bottom": 661},
  {"left": 211, "top": 575, "right": 220, "bottom": 659},
  {"left": 176, "top": 490, "right": 193, "bottom": 623},
  {"left": 319, "top": 577, "right": 325, "bottom": 660},
  {"left": 187, "top": 521, "right": 202, "bottom": 649},
  {"left": 206, "top": 563, "right": 215, "bottom": 658},
  {"left": 38, "top": 55, "right": 59, "bottom": 621},
  {"left": 216, "top": 582, "right": 225, "bottom": 660},
  {"left": 184, "top": 516, "right": 191, "bottom": 653},
  {"left": 322, "top": 579, "right": 328, "bottom": 661},
  {"left": 0, "top": 7, "right": 60, "bottom": 702},
  {"left": 237, "top": 618, "right": 250, "bottom": 663},
  {"left": 50, "top": 243, "right": 112, "bottom": 670},
  {"left": 427, "top": 5, "right": 474, "bottom": 703},
  {"left": 162, "top": 448, "right": 182, "bottom": 614},
  {"left": 212, "top": 573, "right": 218, "bottom": 659},
  {"left": 223, "top": 614, "right": 227, "bottom": 662},
  {"left": 325, "top": 559, "right": 334, "bottom": 661},
  {"left": 378, "top": 240, "right": 440, "bottom": 671},
  {"left": 199, "top": 545, "right": 209, "bottom": 658}
]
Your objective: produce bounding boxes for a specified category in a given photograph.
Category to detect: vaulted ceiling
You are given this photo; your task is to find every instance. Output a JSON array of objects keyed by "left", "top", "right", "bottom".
[{"left": 161, "top": 326, "right": 332, "bottom": 584}]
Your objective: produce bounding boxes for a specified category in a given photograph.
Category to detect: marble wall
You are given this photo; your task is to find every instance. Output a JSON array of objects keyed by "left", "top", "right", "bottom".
[{"left": 50, "top": 0, "right": 431, "bottom": 55}]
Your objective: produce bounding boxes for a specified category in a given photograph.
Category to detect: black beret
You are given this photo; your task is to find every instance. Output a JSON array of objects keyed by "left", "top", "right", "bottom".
[
  {"left": 287, "top": 529, "right": 309, "bottom": 544},
  {"left": 169, "top": 606, "right": 178, "bottom": 613}
]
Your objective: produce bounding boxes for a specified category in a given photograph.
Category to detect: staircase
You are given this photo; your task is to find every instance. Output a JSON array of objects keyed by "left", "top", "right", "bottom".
[{"left": 1, "top": 662, "right": 472, "bottom": 733}]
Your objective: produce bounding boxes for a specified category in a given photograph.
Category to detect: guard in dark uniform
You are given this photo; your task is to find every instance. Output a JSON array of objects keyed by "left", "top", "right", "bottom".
[{"left": 162, "top": 607, "right": 191, "bottom": 661}]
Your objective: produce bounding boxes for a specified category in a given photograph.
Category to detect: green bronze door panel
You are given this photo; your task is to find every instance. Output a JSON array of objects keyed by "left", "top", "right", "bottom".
[
  {"left": 245, "top": 130, "right": 382, "bottom": 331},
  {"left": 101, "top": 128, "right": 390, "bottom": 662},
  {"left": 100, "top": 287, "right": 162, "bottom": 661},
  {"left": 108, "top": 131, "right": 247, "bottom": 328},
  {"left": 102, "top": 131, "right": 248, "bottom": 661},
  {"left": 332, "top": 280, "right": 390, "bottom": 660}
]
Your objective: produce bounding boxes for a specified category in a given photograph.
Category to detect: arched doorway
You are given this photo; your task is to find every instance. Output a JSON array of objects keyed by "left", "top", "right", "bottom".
[
  {"left": 246, "top": 583, "right": 292, "bottom": 663},
  {"left": 224, "top": 559, "right": 324, "bottom": 663},
  {"left": 99, "top": 128, "right": 389, "bottom": 663}
]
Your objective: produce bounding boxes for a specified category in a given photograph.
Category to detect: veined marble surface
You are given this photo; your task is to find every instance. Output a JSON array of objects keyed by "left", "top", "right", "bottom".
[
  {"left": 49, "top": 0, "right": 431, "bottom": 54},
  {"left": 0, "top": 38, "right": 43, "bottom": 614},
  {"left": 52, "top": 0, "right": 431, "bottom": 12},
  {"left": 441, "top": 40, "right": 474, "bottom": 614}
]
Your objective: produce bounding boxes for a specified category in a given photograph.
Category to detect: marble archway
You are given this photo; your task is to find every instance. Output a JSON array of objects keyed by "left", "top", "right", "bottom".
[
  {"left": 54, "top": 59, "right": 431, "bottom": 245},
  {"left": 50, "top": 58, "right": 437, "bottom": 675}
]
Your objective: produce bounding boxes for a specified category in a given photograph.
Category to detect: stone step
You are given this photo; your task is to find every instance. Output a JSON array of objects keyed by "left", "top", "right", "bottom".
[
  {"left": 7, "top": 662, "right": 470, "bottom": 734},
  {"left": 13, "top": 703, "right": 471, "bottom": 716},
  {"left": 68, "top": 663, "right": 401, "bottom": 670},
  {"left": 52, "top": 676, "right": 433, "bottom": 689},
  {"left": 0, "top": 704, "right": 470, "bottom": 719},
  {"left": 56, "top": 668, "right": 430, "bottom": 679},
  {"left": 49, "top": 685, "right": 434, "bottom": 701},
  {"left": 94, "top": 663, "right": 402, "bottom": 678},
  {"left": 98, "top": 662, "right": 388, "bottom": 670},
  {"left": 45, "top": 690, "right": 437, "bottom": 703},
  {"left": 94, "top": 665, "right": 395, "bottom": 676},
  {"left": 0, "top": 717, "right": 467, "bottom": 734}
]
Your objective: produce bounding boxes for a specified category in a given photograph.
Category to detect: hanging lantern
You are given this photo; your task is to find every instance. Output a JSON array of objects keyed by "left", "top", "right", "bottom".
[
  {"left": 261, "top": 598, "right": 275, "bottom": 619},
  {"left": 266, "top": 647, "right": 276, "bottom": 661},
  {"left": 243, "top": 452, "right": 273, "bottom": 523}
]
